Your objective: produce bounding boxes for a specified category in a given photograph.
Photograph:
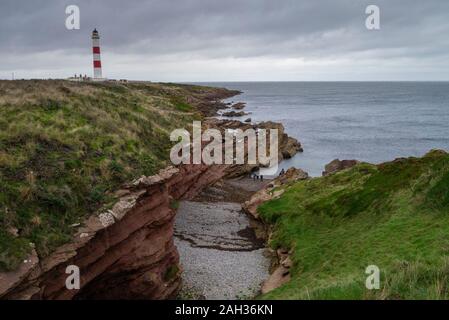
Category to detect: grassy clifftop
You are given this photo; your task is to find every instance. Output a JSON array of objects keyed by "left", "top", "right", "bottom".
[
  {"left": 0, "top": 80, "right": 234, "bottom": 271},
  {"left": 259, "top": 150, "right": 449, "bottom": 299}
]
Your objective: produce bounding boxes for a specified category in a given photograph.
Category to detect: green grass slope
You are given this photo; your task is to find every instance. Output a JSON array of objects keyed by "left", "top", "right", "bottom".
[
  {"left": 0, "top": 80, "right": 231, "bottom": 271},
  {"left": 258, "top": 150, "right": 449, "bottom": 299}
]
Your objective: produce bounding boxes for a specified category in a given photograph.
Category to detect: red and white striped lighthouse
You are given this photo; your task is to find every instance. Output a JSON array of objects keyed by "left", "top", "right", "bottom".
[{"left": 92, "top": 28, "right": 103, "bottom": 79}]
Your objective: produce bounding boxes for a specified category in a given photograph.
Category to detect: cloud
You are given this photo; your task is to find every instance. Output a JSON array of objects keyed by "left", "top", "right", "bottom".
[{"left": 1, "top": 0, "right": 449, "bottom": 80}]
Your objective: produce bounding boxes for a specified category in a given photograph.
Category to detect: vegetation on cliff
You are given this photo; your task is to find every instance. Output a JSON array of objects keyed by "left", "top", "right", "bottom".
[
  {"left": 258, "top": 150, "right": 449, "bottom": 299},
  {"left": 0, "top": 80, "right": 235, "bottom": 271}
]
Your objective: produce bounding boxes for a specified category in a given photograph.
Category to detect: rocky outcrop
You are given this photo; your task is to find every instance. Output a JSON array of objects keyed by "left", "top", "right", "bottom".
[
  {"left": 205, "top": 119, "right": 303, "bottom": 177},
  {"left": 280, "top": 137, "right": 303, "bottom": 159},
  {"left": 276, "top": 167, "right": 309, "bottom": 184},
  {"left": 257, "top": 121, "right": 303, "bottom": 158},
  {"left": 261, "top": 248, "right": 292, "bottom": 294},
  {"left": 0, "top": 164, "right": 228, "bottom": 300},
  {"left": 188, "top": 89, "right": 241, "bottom": 117},
  {"left": 322, "top": 159, "right": 359, "bottom": 176},
  {"left": 231, "top": 102, "right": 246, "bottom": 110},
  {"left": 222, "top": 110, "right": 249, "bottom": 117}
]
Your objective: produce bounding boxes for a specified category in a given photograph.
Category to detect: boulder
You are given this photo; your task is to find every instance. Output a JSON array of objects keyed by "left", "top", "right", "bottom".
[
  {"left": 322, "top": 159, "right": 359, "bottom": 176},
  {"left": 277, "top": 167, "right": 308, "bottom": 184},
  {"left": 231, "top": 102, "right": 246, "bottom": 110},
  {"left": 281, "top": 137, "right": 303, "bottom": 159},
  {"left": 222, "top": 110, "right": 248, "bottom": 117},
  {"left": 257, "top": 121, "right": 303, "bottom": 159}
]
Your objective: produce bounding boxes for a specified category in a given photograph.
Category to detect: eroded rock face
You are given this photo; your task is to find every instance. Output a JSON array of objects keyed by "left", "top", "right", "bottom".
[
  {"left": 322, "top": 159, "right": 359, "bottom": 176},
  {"left": 261, "top": 249, "right": 292, "bottom": 295},
  {"left": 0, "top": 164, "right": 228, "bottom": 300}
]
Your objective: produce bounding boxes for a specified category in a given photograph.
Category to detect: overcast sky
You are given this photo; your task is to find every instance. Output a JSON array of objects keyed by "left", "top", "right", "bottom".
[{"left": 1, "top": 0, "right": 448, "bottom": 81}]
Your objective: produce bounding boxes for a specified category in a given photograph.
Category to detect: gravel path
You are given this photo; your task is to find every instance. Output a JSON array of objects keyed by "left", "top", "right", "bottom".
[{"left": 174, "top": 200, "right": 270, "bottom": 300}]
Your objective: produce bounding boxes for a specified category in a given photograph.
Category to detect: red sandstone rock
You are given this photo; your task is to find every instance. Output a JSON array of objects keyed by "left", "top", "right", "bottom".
[
  {"left": 322, "top": 159, "right": 360, "bottom": 176},
  {"left": 0, "top": 164, "right": 228, "bottom": 300}
]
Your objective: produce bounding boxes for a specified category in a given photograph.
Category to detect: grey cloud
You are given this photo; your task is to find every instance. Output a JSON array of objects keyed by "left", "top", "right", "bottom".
[{"left": 1, "top": 0, "right": 449, "bottom": 80}]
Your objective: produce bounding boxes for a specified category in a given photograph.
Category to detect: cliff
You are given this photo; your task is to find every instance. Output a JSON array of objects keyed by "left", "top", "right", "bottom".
[{"left": 0, "top": 164, "right": 228, "bottom": 299}]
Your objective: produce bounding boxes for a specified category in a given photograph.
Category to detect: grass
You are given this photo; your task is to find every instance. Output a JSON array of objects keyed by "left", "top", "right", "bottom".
[
  {"left": 0, "top": 79, "right": 232, "bottom": 271},
  {"left": 258, "top": 150, "right": 449, "bottom": 299},
  {"left": 164, "top": 265, "right": 180, "bottom": 281}
]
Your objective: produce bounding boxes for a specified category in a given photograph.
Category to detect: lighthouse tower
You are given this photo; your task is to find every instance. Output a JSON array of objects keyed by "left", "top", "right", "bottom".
[{"left": 92, "top": 29, "right": 103, "bottom": 80}]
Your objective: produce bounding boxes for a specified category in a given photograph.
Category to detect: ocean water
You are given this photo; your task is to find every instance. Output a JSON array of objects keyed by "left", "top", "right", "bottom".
[{"left": 198, "top": 82, "right": 449, "bottom": 177}]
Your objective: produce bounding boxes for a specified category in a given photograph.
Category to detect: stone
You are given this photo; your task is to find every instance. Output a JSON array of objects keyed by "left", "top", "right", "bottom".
[
  {"left": 222, "top": 110, "right": 248, "bottom": 117},
  {"left": 281, "top": 256, "right": 293, "bottom": 269},
  {"left": 261, "top": 265, "right": 291, "bottom": 294},
  {"left": 322, "top": 159, "right": 359, "bottom": 176},
  {"left": 7, "top": 227, "right": 19, "bottom": 237},
  {"left": 278, "top": 167, "right": 309, "bottom": 184},
  {"left": 0, "top": 249, "right": 39, "bottom": 297},
  {"left": 231, "top": 102, "right": 246, "bottom": 110},
  {"left": 98, "top": 211, "right": 115, "bottom": 227},
  {"left": 110, "top": 197, "right": 136, "bottom": 221}
]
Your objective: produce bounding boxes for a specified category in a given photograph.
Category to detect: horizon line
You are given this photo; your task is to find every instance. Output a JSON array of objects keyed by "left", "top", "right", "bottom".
[{"left": 2, "top": 78, "right": 449, "bottom": 83}]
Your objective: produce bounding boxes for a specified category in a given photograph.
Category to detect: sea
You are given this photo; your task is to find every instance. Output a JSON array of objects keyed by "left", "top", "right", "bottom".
[{"left": 198, "top": 82, "right": 449, "bottom": 177}]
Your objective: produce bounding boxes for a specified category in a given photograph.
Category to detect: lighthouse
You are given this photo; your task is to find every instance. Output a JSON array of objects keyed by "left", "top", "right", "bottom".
[{"left": 92, "top": 28, "right": 103, "bottom": 80}]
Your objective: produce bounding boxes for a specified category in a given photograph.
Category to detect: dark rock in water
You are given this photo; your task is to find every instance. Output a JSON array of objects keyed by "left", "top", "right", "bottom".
[
  {"left": 322, "top": 159, "right": 359, "bottom": 176},
  {"left": 281, "top": 137, "right": 302, "bottom": 158},
  {"left": 222, "top": 110, "right": 248, "bottom": 117},
  {"left": 244, "top": 118, "right": 252, "bottom": 123},
  {"left": 256, "top": 121, "right": 303, "bottom": 160},
  {"left": 232, "top": 102, "right": 246, "bottom": 110}
]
